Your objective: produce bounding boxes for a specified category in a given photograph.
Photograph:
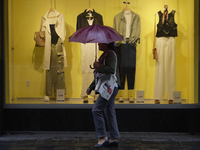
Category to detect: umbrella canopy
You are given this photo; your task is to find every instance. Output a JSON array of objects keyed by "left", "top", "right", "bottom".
[{"left": 68, "top": 24, "right": 123, "bottom": 44}]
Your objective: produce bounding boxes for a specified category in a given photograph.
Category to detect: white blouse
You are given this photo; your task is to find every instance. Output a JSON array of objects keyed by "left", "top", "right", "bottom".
[{"left": 124, "top": 10, "right": 132, "bottom": 38}]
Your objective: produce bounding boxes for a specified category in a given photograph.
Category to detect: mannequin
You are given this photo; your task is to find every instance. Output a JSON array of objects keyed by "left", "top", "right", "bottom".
[
  {"left": 41, "top": 9, "right": 67, "bottom": 102},
  {"left": 154, "top": 5, "right": 177, "bottom": 104},
  {"left": 44, "top": 25, "right": 66, "bottom": 101},
  {"left": 76, "top": 9, "right": 103, "bottom": 103},
  {"left": 113, "top": 4, "right": 141, "bottom": 103}
]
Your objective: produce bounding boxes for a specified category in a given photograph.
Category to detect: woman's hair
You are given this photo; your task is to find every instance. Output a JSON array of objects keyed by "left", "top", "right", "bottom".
[{"left": 108, "top": 42, "right": 115, "bottom": 50}]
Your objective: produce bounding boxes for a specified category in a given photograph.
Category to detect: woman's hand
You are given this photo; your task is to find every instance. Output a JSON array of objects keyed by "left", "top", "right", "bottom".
[
  {"left": 93, "top": 61, "right": 100, "bottom": 69},
  {"left": 86, "top": 88, "right": 92, "bottom": 95}
]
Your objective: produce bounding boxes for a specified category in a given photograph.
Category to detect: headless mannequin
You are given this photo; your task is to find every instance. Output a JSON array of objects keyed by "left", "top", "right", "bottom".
[
  {"left": 118, "top": 9, "right": 134, "bottom": 103},
  {"left": 44, "top": 24, "right": 60, "bottom": 102},
  {"left": 154, "top": 5, "right": 177, "bottom": 104},
  {"left": 80, "top": 11, "right": 98, "bottom": 103}
]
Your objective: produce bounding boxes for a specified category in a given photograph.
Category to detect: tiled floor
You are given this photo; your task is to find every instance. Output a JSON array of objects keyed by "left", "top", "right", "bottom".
[{"left": 0, "top": 132, "right": 200, "bottom": 150}]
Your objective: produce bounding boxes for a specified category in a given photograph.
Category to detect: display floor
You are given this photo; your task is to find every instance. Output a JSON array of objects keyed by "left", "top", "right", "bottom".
[
  {"left": 0, "top": 132, "right": 200, "bottom": 150},
  {"left": 5, "top": 98, "right": 197, "bottom": 109},
  {"left": 9, "top": 98, "right": 187, "bottom": 104}
]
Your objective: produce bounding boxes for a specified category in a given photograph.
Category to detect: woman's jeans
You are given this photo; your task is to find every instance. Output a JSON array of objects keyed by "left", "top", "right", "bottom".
[{"left": 92, "top": 87, "right": 120, "bottom": 139}]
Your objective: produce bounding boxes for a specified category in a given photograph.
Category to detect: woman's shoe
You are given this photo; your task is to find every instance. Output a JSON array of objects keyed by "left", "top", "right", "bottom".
[
  {"left": 94, "top": 138, "right": 109, "bottom": 148},
  {"left": 108, "top": 140, "right": 119, "bottom": 147}
]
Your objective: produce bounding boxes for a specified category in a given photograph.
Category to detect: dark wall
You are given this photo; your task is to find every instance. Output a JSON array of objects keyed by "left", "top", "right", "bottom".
[
  {"left": 3, "top": 109, "right": 200, "bottom": 134},
  {"left": 0, "top": 0, "right": 4, "bottom": 135},
  {"left": 199, "top": 0, "right": 200, "bottom": 105}
]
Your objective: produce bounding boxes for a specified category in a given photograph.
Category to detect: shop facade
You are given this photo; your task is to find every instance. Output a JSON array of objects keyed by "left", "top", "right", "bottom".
[{"left": 0, "top": 0, "right": 200, "bottom": 134}]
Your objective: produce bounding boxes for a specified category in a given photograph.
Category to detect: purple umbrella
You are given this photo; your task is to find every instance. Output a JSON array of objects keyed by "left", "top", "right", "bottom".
[
  {"left": 69, "top": 24, "right": 123, "bottom": 44},
  {"left": 68, "top": 24, "right": 123, "bottom": 60}
]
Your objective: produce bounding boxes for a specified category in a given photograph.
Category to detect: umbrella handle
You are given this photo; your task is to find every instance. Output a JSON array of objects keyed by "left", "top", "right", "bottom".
[{"left": 90, "top": 65, "right": 95, "bottom": 69}]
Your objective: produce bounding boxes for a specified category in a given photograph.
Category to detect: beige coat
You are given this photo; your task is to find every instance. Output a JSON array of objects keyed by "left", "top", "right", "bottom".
[{"left": 41, "top": 9, "right": 67, "bottom": 70}]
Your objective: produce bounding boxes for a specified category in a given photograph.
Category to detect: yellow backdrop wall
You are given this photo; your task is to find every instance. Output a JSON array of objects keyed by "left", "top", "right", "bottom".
[{"left": 5, "top": 0, "right": 196, "bottom": 103}]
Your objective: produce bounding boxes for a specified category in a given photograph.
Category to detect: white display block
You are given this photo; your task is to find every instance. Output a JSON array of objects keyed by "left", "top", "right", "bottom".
[
  {"left": 56, "top": 89, "right": 65, "bottom": 102},
  {"left": 136, "top": 90, "right": 145, "bottom": 103},
  {"left": 173, "top": 91, "right": 182, "bottom": 104}
]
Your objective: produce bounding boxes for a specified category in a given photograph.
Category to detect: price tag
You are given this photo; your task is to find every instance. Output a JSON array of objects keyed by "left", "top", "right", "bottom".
[
  {"left": 56, "top": 89, "right": 65, "bottom": 102},
  {"left": 136, "top": 90, "right": 145, "bottom": 103},
  {"left": 173, "top": 91, "right": 182, "bottom": 104}
]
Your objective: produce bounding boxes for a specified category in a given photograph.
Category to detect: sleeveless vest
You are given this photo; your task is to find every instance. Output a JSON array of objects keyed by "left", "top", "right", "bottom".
[{"left": 156, "top": 10, "right": 177, "bottom": 37}]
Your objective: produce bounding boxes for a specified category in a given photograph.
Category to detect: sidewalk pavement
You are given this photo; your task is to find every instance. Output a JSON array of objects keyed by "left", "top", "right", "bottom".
[{"left": 0, "top": 132, "right": 200, "bottom": 150}]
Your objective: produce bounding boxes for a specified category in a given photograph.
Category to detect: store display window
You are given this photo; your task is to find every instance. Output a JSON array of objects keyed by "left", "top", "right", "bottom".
[{"left": 3, "top": 0, "right": 199, "bottom": 108}]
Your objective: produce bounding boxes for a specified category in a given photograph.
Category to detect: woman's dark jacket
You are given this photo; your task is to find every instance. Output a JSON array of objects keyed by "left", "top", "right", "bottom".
[{"left": 89, "top": 50, "right": 120, "bottom": 90}]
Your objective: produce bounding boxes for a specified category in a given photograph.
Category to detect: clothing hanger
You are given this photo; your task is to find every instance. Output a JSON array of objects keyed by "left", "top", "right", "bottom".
[
  {"left": 47, "top": 0, "right": 56, "bottom": 18},
  {"left": 86, "top": 0, "right": 94, "bottom": 19},
  {"left": 86, "top": 8, "right": 93, "bottom": 12},
  {"left": 162, "top": 5, "right": 180, "bottom": 14},
  {"left": 123, "top": 0, "right": 130, "bottom": 11},
  {"left": 154, "top": 2, "right": 168, "bottom": 16},
  {"left": 163, "top": 0, "right": 179, "bottom": 14},
  {"left": 47, "top": 7, "right": 56, "bottom": 18},
  {"left": 86, "top": 0, "right": 94, "bottom": 12},
  {"left": 154, "top": 1, "right": 179, "bottom": 16},
  {"left": 166, "top": 6, "right": 180, "bottom": 14}
]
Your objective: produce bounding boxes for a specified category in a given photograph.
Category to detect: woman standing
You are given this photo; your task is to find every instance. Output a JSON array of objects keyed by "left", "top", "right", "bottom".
[{"left": 86, "top": 42, "right": 120, "bottom": 148}]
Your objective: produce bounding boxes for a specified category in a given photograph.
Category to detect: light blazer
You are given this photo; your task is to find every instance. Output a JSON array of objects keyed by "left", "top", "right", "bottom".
[
  {"left": 113, "top": 10, "right": 141, "bottom": 46},
  {"left": 41, "top": 9, "right": 67, "bottom": 70}
]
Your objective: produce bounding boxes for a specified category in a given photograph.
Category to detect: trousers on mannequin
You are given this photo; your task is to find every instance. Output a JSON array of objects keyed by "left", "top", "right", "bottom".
[
  {"left": 44, "top": 24, "right": 66, "bottom": 102},
  {"left": 118, "top": 42, "right": 136, "bottom": 103},
  {"left": 80, "top": 43, "right": 98, "bottom": 103},
  {"left": 154, "top": 37, "right": 176, "bottom": 104}
]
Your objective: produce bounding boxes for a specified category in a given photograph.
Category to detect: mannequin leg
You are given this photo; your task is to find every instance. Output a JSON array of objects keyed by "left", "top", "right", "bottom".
[
  {"left": 81, "top": 43, "right": 97, "bottom": 103},
  {"left": 54, "top": 39, "right": 66, "bottom": 98},
  {"left": 154, "top": 37, "right": 166, "bottom": 103},
  {"left": 165, "top": 37, "right": 176, "bottom": 104},
  {"left": 128, "top": 90, "right": 134, "bottom": 103},
  {"left": 45, "top": 70, "right": 52, "bottom": 102}
]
